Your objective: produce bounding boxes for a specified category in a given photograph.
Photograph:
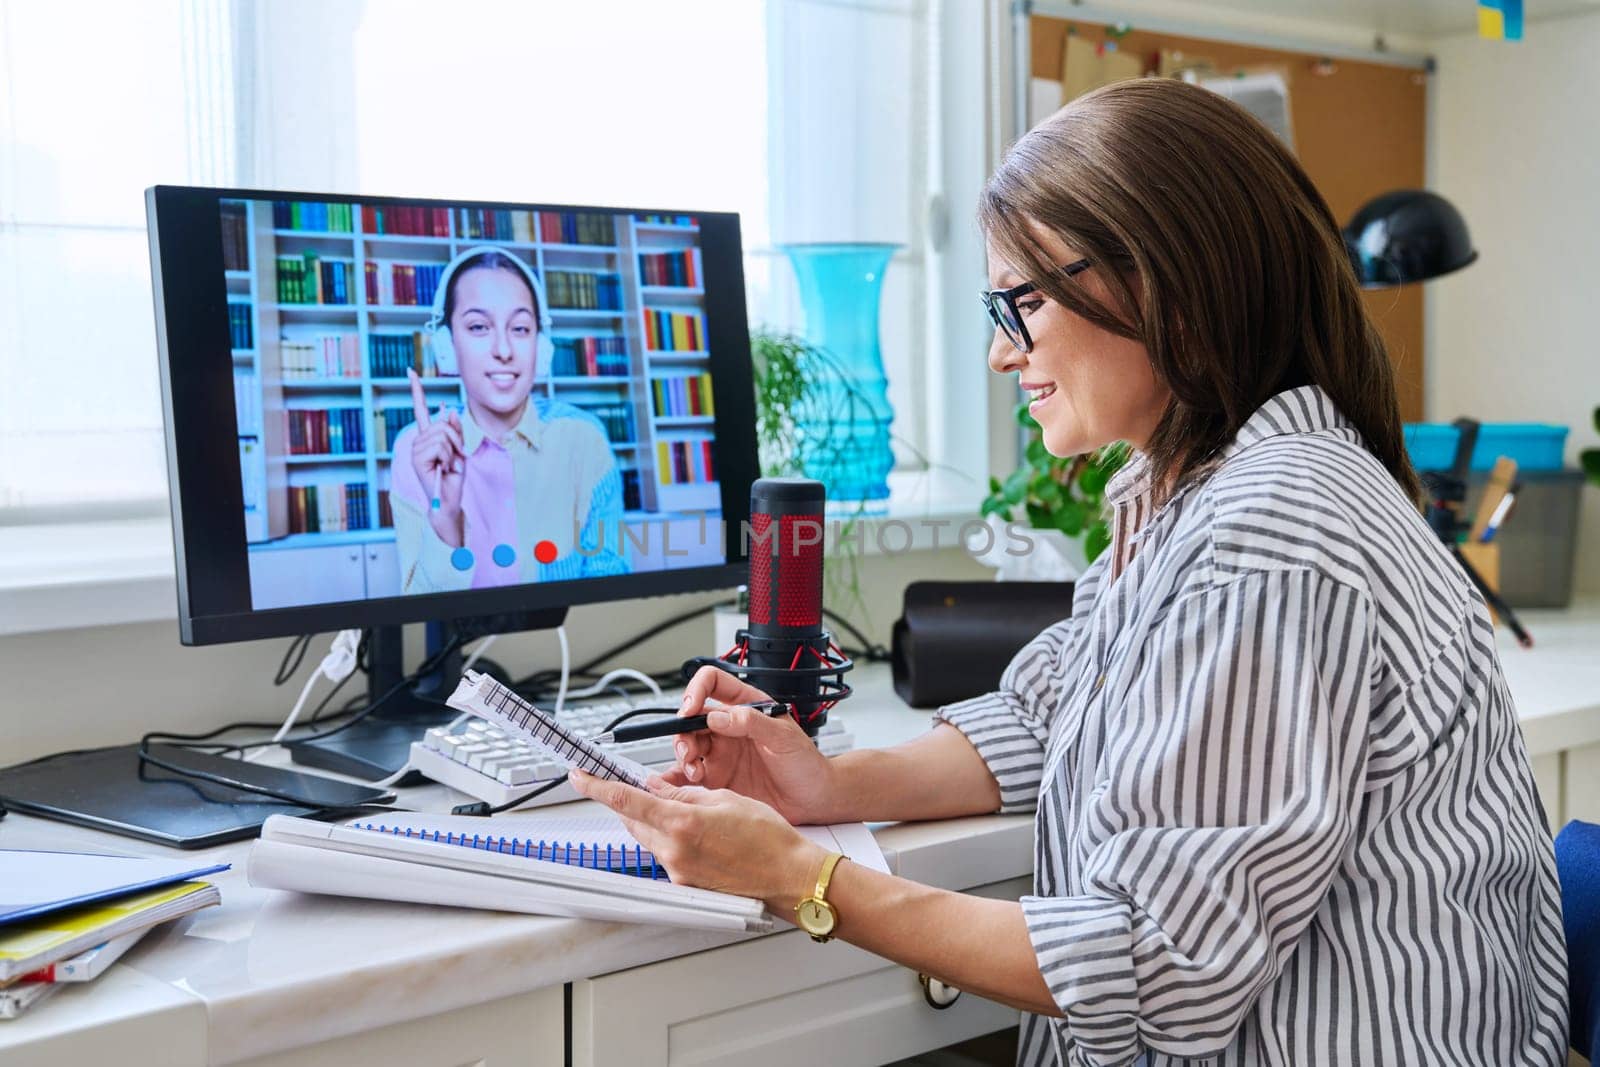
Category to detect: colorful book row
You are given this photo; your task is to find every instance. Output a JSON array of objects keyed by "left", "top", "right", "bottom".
[
  {"left": 542, "top": 212, "right": 617, "bottom": 246},
  {"left": 280, "top": 407, "right": 366, "bottom": 455},
  {"left": 228, "top": 303, "right": 254, "bottom": 350},
  {"left": 457, "top": 209, "right": 535, "bottom": 243},
  {"left": 365, "top": 260, "right": 445, "bottom": 307},
  {"left": 286, "top": 481, "right": 370, "bottom": 535},
  {"left": 546, "top": 270, "right": 622, "bottom": 310},
  {"left": 364, "top": 205, "right": 450, "bottom": 237},
  {"left": 551, "top": 336, "right": 631, "bottom": 378},
  {"left": 274, "top": 201, "right": 354, "bottom": 233},
  {"left": 371, "top": 407, "right": 420, "bottom": 454},
  {"left": 574, "top": 403, "right": 635, "bottom": 444},
  {"left": 637, "top": 250, "right": 697, "bottom": 288},
  {"left": 368, "top": 332, "right": 439, "bottom": 378},
  {"left": 651, "top": 374, "right": 715, "bottom": 418},
  {"left": 656, "top": 440, "right": 716, "bottom": 485},
  {"left": 642, "top": 309, "right": 703, "bottom": 352},
  {"left": 635, "top": 214, "right": 697, "bottom": 227},
  {"left": 221, "top": 204, "right": 250, "bottom": 271},
  {"left": 281, "top": 333, "right": 360, "bottom": 380},
  {"left": 276, "top": 254, "right": 356, "bottom": 304}
]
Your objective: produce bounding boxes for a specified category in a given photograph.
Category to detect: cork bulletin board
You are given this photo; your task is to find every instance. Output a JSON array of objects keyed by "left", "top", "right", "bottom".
[{"left": 1030, "top": 15, "right": 1428, "bottom": 420}]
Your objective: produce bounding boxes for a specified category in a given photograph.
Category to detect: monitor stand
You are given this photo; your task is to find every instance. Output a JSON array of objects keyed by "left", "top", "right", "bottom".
[{"left": 289, "top": 610, "right": 566, "bottom": 781}]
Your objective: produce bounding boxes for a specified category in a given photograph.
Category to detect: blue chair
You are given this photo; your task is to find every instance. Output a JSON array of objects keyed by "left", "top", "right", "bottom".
[{"left": 1555, "top": 820, "right": 1600, "bottom": 1058}]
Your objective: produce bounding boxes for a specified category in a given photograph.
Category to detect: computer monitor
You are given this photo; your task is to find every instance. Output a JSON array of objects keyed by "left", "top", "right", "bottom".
[{"left": 144, "top": 185, "right": 758, "bottom": 776}]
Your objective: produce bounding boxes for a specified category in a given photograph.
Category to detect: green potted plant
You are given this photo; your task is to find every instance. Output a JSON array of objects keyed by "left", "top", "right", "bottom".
[
  {"left": 749, "top": 328, "right": 872, "bottom": 619},
  {"left": 978, "top": 400, "right": 1129, "bottom": 580}
]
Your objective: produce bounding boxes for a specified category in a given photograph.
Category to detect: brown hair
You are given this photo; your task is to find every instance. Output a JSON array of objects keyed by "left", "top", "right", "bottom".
[{"left": 979, "top": 77, "right": 1421, "bottom": 503}]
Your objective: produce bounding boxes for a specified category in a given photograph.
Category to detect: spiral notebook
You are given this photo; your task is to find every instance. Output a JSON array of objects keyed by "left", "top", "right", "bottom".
[
  {"left": 345, "top": 813, "right": 670, "bottom": 879},
  {"left": 446, "top": 670, "right": 650, "bottom": 786},
  {"left": 249, "top": 811, "right": 886, "bottom": 933}
]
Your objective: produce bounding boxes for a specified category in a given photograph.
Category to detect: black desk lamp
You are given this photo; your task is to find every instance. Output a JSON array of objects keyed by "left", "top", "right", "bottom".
[
  {"left": 1342, "top": 191, "right": 1528, "bottom": 645},
  {"left": 1343, "top": 189, "right": 1478, "bottom": 288}
]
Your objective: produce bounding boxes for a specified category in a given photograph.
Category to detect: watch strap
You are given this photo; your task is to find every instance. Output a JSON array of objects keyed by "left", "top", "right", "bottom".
[{"left": 813, "top": 851, "right": 845, "bottom": 903}]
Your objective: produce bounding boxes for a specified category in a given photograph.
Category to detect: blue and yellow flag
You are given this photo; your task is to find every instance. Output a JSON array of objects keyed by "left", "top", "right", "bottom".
[{"left": 1479, "top": 0, "right": 1524, "bottom": 40}]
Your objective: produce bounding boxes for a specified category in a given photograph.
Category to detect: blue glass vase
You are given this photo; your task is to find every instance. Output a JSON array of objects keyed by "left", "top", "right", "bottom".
[{"left": 779, "top": 242, "right": 899, "bottom": 505}]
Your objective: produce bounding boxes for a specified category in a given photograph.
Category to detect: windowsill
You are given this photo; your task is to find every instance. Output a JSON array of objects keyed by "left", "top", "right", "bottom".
[
  {"left": 0, "top": 470, "right": 984, "bottom": 637},
  {"left": 0, "top": 517, "right": 179, "bottom": 637}
]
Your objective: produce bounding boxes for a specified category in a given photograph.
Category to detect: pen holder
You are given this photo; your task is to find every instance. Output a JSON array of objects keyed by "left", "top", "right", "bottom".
[{"left": 1457, "top": 541, "right": 1501, "bottom": 625}]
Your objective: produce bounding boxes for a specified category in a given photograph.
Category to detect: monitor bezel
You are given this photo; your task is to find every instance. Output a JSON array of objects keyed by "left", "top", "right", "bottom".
[{"left": 146, "top": 184, "right": 755, "bottom": 646}]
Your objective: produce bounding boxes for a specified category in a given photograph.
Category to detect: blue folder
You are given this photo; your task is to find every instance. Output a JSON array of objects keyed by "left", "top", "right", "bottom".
[{"left": 0, "top": 850, "right": 229, "bottom": 926}]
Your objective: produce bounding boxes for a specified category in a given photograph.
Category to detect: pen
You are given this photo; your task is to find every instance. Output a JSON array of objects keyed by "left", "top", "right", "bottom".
[
  {"left": 1479, "top": 483, "right": 1519, "bottom": 543},
  {"left": 591, "top": 701, "right": 786, "bottom": 745}
]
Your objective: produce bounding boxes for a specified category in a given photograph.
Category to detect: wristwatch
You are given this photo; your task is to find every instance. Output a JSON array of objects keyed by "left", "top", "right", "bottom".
[{"left": 795, "top": 851, "right": 845, "bottom": 943}]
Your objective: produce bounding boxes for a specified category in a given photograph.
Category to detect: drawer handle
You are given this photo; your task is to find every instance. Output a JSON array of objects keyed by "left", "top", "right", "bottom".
[{"left": 919, "top": 973, "right": 961, "bottom": 1010}]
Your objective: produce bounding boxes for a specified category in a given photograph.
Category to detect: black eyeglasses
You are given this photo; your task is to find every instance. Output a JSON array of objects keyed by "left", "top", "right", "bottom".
[{"left": 981, "top": 258, "right": 1092, "bottom": 353}]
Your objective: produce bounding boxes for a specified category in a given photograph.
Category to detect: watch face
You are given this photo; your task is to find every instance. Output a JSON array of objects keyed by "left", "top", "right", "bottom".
[{"left": 798, "top": 898, "right": 835, "bottom": 936}]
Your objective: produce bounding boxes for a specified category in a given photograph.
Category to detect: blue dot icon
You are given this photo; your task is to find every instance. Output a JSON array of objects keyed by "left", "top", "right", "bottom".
[
  {"left": 492, "top": 543, "right": 517, "bottom": 568},
  {"left": 450, "top": 547, "right": 475, "bottom": 571}
]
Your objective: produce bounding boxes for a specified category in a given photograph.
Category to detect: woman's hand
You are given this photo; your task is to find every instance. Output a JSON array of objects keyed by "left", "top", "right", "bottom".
[
  {"left": 569, "top": 771, "right": 827, "bottom": 911},
  {"left": 408, "top": 369, "right": 467, "bottom": 546},
  {"left": 666, "top": 666, "right": 840, "bottom": 825}
]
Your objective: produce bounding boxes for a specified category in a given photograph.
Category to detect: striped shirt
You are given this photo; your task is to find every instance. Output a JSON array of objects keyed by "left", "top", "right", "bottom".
[{"left": 936, "top": 386, "right": 1568, "bottom": 1066}]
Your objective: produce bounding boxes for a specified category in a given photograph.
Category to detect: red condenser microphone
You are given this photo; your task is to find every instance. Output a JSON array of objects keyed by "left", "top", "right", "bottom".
[{"left": 683, "top": 477, "right": 852, "bottom": 736}]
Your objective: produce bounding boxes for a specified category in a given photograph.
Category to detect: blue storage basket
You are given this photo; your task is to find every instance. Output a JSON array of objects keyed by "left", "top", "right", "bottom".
[{"left": 1402, "top": 422, "right": 1568, "bottom": 472}]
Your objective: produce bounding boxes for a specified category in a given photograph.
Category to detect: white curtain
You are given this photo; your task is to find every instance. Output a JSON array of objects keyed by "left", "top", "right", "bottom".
[{"left": 0, "top": 0, "right": 236, "bottom": 514}]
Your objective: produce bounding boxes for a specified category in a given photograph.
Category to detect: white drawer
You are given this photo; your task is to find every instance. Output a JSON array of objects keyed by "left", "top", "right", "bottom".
[
  {"left": 571, "top": 876, "right": 1029, "bottom": 1067},
  {"left": 231, "top": 986, "right": 563, "bottom": 1067}
]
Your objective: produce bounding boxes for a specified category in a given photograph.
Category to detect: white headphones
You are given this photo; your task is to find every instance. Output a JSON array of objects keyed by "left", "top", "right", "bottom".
[{"left": 426, "top": 245, "right": 555, "bottom": 379}]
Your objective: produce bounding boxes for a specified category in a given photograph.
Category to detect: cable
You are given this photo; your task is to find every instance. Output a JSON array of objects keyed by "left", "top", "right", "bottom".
[
  {"left": 461, "top": 634, "right": 498, "bottom": 675},
  {"left": 260, "top": 629, "right": 361, "bottom": 752},
  {"left": 136, "top": 633, "right": 468, "bottom": 807},
  {"left": 307, "top": 673, "right": 360, "bottom": 725},
  {"left": 823, "top": 608, "right": 890, "bottom": 662},
  {"left": 512, "top": 602, "right": 715, "bottom": 689},
  {"left": 553, "top": 626, "right": 571, "bottom": 714},
  {"left": 561, "top": 668, "right": 665, "bottom": 703},
  {"left": 272, "top": 632, "right": 466, "bottom": 749},
  {"left": 273, "top": 634, "right": 312, "bottom": 686}
]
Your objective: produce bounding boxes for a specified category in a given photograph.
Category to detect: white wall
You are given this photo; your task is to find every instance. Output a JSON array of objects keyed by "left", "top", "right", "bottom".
[
  {"left": 0, "top": 545, "right": 988, "bottom": 765},
  {"left": 1427, "top": 16, "right": 1600, "bottom": 595}
]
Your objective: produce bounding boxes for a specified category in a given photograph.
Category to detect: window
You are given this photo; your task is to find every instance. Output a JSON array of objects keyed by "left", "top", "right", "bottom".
[
  {"left": 0, "top": 0, "right": 971, "bottom": 518},
  {"left": 0, "top": 0, "right": 230, "bottom": 512}
]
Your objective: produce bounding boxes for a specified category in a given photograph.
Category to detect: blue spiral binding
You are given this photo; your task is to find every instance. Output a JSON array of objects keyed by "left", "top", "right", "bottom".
[{"left": 351, "top": 822, "right": 667, "bottom": 879}]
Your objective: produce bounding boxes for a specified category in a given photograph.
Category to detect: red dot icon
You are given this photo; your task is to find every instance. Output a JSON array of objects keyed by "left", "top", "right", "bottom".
[{"left": 534, "top": 540, "right": 558, "bottom": 564}]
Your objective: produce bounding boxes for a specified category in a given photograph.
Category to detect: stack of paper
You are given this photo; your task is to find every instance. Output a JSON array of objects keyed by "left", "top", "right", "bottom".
[
  {"left": 0, "top": 850, "right": 227, "bottom": 1019},
  {"left": 248, "top": 810, "right": 887, "bottom": 933}
]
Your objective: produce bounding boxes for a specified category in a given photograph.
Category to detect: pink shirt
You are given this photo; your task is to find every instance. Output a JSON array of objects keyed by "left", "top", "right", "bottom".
[{"left": 389, "top": 398, "right": 625, "bottom": 593}]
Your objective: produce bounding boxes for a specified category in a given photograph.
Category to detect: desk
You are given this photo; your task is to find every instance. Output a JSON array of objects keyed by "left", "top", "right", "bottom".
[
  {"left": 0, "top": 664, "right": 1031, "bottom": 1067},
  {"left": 1501, "top": 599, "right": 1600, "bottom": 829},
  {"left": 4, "top": 602, "right": 1599, "bottom": 1067}
]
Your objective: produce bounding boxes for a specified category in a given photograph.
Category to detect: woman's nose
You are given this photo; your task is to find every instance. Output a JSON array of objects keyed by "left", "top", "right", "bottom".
[
  {"left": 490, "top": 330, "right": 512, "bottom": 361},
  {"left": 988, "top": 330, "right": 1024, "bottom": 375}
]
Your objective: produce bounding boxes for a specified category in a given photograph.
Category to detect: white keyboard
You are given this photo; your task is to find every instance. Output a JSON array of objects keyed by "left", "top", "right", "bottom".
[{"left": 409, "top": 699, "right": 854, "bottom": 810}]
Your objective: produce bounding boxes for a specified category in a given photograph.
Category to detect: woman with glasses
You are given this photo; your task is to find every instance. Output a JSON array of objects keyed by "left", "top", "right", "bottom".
[{"left": 574, "top": 78, "right": 1567, "bottom": 1066}]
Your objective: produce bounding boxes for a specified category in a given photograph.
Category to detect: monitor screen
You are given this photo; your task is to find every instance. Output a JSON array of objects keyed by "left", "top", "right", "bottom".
[{"left": 147, "top": 187, "right": 756, "bottom": 644}]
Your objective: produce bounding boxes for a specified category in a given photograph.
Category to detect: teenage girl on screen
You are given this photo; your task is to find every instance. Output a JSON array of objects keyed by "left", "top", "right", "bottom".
[{"left": 389, "top": 247, "right": 629, "bottom": 594}]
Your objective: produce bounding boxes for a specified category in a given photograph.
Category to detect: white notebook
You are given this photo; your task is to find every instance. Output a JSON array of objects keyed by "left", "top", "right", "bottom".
[{"left": 248, "top": 810, "right": 887, "bottom": 934}]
